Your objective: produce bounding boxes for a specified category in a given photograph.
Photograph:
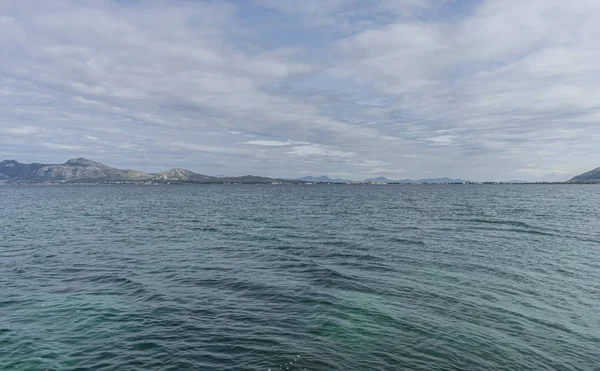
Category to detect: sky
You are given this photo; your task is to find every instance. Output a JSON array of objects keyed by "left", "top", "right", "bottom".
[{"left": 1, "top": 0, "right": 599, "bottom": 181}]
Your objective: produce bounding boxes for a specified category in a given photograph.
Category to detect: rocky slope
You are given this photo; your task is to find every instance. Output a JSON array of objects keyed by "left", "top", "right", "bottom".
[
  {"left": 0, "top": 160, "right": 48, "bottom": 179},
  {"left": 568, "top": 167, "right": 600, "bottom": 183},
  {"left": 153, "top": 168, "right": 215, "bottom": 182},
  {"left": 0, "top": 158, "right": 154, "bottom": 182},
  {"left": 33, "top": 158, "right": 153, "bottom": 181},
  {"left": 0, "top": 158, "right": 293, "bottom": 184}
]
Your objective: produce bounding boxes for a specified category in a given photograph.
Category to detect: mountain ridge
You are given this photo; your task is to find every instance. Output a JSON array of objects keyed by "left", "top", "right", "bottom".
[
  {"left": 568, "top": 167, "right": 600, "bottom": 183},
  {"left": 2, "top": 157, "right": 565, "bottom": 184},
  {"left": 153, "top": 168, "right": 215, "bottom": 182},
  {"left": 0, "top": 158, "right": 296, "bottom": 184}
]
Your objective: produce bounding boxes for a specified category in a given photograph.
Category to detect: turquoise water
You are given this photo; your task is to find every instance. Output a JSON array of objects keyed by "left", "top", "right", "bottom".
[{"left": 1, "top": 184, "right": 599, "bottom": 370}]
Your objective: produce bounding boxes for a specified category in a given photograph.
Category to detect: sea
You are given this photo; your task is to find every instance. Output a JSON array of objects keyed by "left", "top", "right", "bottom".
[{"left": 1, "top": 184, "right": 599, "bottom": 370}]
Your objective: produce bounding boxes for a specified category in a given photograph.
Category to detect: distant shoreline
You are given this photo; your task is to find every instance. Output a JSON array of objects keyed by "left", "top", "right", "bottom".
[
  {"left": 2, "top": 157, "right": 599, "bottom": 185},
  {"left": 1, "top": 181, "right": 597, "bottom": 186}
]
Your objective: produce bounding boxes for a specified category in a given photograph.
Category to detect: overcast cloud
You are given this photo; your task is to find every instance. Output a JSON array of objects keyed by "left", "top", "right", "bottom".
[{"left": 1, "top": 0, "right": 599, "bottom": 180}]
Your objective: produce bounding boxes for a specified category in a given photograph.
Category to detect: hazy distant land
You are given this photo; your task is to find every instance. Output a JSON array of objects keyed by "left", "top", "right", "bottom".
[{"left": 1, "top": 157, "right": 598, "bottom": 184}]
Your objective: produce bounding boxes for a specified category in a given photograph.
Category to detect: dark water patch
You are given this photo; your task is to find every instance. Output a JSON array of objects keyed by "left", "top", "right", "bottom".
[
  {"left": 322, "top": 251, "right": 381, "bottom": 261},
  {"left": 465, "top": 218, "right": 540, "bottom": 230},
  {"left": 188, "top": 226, "right": 221, "bottom": 233},
  {"left": 470, "top": 225, "right": 557, "bottom": 237},
  {"left": 320, "top": 239, "right": 362, "bottom": 249},
  {"left": 387, "top": 236, "right": 426, "bottom": 245},
  {"left": 266, "top": 224, "right": 298, "bottom": 230}
]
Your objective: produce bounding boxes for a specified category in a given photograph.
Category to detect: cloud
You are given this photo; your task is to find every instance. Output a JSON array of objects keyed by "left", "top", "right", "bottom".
[
  {"left": 43, "top": 142, "right": 83, "bottom": 150},
  {"left": 0, "top": 0, "right": 599, "bottom": 180},
  {"left": 3, "top": 126, "right": 41, "bottom": 136},
  {"left": 425, "top": 135, "right": 458, "bottom": 146},
  {"left": 252, "top": 0, "right": 444, "bottom": 32},
  {"left": 329, "top": 0, "right": 600, "bottom": 178},
  {"left": 287, "top": 144, "right": 355, "bottom": 159},
  {"left": 245, "top": 140, "right": 303, "bottom": 146}
]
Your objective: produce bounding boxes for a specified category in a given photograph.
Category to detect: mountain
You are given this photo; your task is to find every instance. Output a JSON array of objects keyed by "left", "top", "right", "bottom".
[
  {"left": 0, "top": 158, "right": 296, "bottom": 184},
  {"left": 0, "top": 157, "right": 154, "bottom": 182},
  {"left": 568, "top": 167, "right": 600, "bottom": 183},
  {"left": 0, "top": 157, "right": 509, "bottom": 185},
  {"left": 42, "top": 158, "right": 153, "bottom": 181},
  {"left": 153, "top": 168, "right": 215, "bottom": 182},
  {"left": 0, "top": 160, "right": 48, "bottom": 179}
]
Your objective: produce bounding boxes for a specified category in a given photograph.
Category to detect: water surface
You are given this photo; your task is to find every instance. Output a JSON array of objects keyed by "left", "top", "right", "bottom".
[{"left": 1, "top": 184, "right": 599, "bottom": 370}]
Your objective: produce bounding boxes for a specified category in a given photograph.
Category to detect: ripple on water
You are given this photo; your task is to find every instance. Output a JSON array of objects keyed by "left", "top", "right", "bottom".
[{"left": 1, "top": 184, "right": 599, "bottom": 370}]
